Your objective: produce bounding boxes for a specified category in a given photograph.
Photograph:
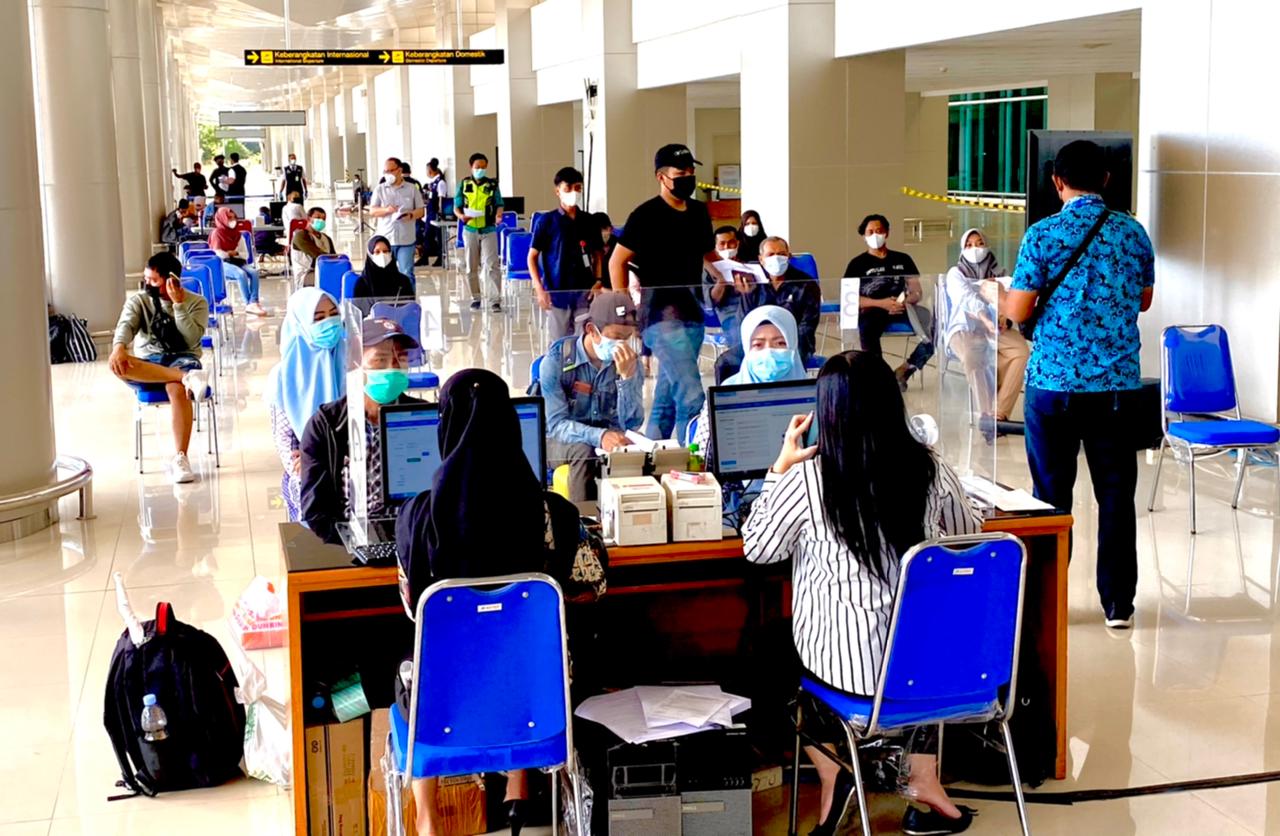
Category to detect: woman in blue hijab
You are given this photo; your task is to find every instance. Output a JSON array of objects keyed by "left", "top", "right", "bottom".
[
  {"left": 266, "top": 288, "right": 346, "bottom": 519},
  {"left": 690, "top": 305, "right": 807, "bottom": 452}
]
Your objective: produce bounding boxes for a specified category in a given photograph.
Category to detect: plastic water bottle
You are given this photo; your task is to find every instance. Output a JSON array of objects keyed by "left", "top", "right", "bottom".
[{"left": 141, "top": 694, "right": 169, "bottom": 742}]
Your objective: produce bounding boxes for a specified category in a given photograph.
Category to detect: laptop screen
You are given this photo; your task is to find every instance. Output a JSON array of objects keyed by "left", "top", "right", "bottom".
[
  {"left": 381, "top": 404, "right": 443, "bottom": 505},
  {"left": 709, "top": 379, "right": 818, "bottom": 482}
]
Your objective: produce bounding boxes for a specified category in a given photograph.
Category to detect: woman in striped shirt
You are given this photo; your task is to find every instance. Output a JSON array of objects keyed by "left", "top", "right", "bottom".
[{"left": 743, "top": 350, "right": 982, "bottom": 835}]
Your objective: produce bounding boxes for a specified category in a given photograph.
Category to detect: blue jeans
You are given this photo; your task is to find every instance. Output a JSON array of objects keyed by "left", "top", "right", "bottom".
[
  {"left": 643, "top": 319, "right": 705, "bottom": 441},
  {"left": 1024, "top": 386, "right": 1140, "bottom": 615},
  {"left": 392, "top": 244, "right": 416, "bottom": 279},
  {"left": 224, "top": 262, "right": 260, "bottom": 304}
]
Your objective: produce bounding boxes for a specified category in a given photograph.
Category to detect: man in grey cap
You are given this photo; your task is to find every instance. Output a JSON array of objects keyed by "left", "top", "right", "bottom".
[{"left": 539, "top": 290, "right": 645, "bottom": 501}]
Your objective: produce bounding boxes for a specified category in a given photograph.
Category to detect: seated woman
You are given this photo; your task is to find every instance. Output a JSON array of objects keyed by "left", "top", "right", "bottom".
[
  {"left": 944, "top": 228, "right": 1030, "bottom": 425},
  {"left": 299, "top": 318, "right": 422, "bottom": 544},
  {"left": 394, "top": 368, "right": 605, "bottom": 836},
  {"left": 692, "top": 305, "right": 807, "bottom": 455},
  {"left": 743, "top": 350, "right": 982, "bottom": 836},
  {"left": 209, "top": 206, "right": 269, "bottom": 317},
  {"left": 291, "top": 207, "right": 335, "bottom": 287},
  {"left": 352, "top": 235, "right": 415, "bottom": 300},
  {"left": 266, "top": 288, "right": 344, "bottom": 521}
]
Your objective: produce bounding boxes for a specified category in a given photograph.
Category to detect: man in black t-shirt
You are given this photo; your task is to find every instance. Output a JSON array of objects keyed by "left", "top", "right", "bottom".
[
  {"left": 843, "top": 213, "right": 935, "bottom": 388},
  {"left": 226, "top": 153, "right": 248, "bottom": 200},
  {"left": 171, "top": 163, "right": 207, "bottom": 200},
  {"left": 609, "top": 143, "right": 717, "bottom": 441},
  {"left": 209, "top": 155, "right": 230, "bottom": 200}
]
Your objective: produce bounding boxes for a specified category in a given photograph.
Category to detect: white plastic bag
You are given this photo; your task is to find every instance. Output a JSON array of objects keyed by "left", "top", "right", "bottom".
[{"left": 233, "top": 645, "right": 292, "bottom": 787}]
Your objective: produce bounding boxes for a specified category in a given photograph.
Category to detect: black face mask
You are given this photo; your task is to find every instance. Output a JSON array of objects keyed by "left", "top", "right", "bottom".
[{"left": 668, "top": 174, "right": 697, "bottom": 200}]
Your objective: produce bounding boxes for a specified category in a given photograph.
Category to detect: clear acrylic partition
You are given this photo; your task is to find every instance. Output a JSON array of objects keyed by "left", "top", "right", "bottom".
[
  {"left": 341, "top": 301, "right": 371, "bottom": 545},
  {"left": 821, "top": 274, "right": 997, "bottom": 487}
]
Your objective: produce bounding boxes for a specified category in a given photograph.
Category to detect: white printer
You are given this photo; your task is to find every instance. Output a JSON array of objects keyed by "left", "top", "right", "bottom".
[
  {"left": 599, "top": 476, "right": 668, "bottom": 546},
  {"left": 660, "top": 473, "right": 722, "bottom": 542}
]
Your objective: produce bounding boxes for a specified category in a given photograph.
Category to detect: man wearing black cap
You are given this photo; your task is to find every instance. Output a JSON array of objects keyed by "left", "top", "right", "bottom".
[
  {"left": 540, "top": 291, "right": 645, "bottom": 501},
  {"left": 608, "top": 143, "right": 718, "bottom": 441},
  {"left": 299, "top": 318, "right": 424, "bottom": 544}
]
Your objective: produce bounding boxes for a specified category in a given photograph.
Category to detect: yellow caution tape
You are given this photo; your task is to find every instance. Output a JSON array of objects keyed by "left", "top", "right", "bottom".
[
  {"left": 698, "top": 181, "right": 742, "bottom": 195},
  {"left": 901, "top": 186, "right": 1024, "bottom": 213}
]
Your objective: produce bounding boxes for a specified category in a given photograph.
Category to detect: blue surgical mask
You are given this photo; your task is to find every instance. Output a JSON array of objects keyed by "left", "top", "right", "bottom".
[
  {"left": 595, "top": 335, "right": 621, "bottom": 364},
  {"left": 473, "top": 168, "right": 487, "bottom": 180},
  {"left": 746, "top": 348, "right": 794, "bottom": 381},
  {"left": 309, "top": 316, "right": 343, "bottom": 350},
  {"left": 762, "top": 254, "right": 790, "bottom": 277}
]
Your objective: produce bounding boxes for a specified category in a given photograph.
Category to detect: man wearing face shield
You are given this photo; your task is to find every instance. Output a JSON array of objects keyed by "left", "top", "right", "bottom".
[
  {"left": 540, "top": 292, "right": 645, "bottom": 501},
  {"left": 608, "top": 144, "right": 719, "bottom": 442},
  {"left": 529, "top": 166, "right": 603, "bottom": 342}
]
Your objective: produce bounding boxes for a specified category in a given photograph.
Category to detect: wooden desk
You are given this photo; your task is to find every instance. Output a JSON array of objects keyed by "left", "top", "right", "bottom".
[{"left": 282, "top": 512, "right": 1071, "bottom": 834}]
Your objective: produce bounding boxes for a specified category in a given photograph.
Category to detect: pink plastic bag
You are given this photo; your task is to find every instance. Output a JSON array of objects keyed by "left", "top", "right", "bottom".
[{"left": 230, "top": 576, "right": 287, "bottom": 650}]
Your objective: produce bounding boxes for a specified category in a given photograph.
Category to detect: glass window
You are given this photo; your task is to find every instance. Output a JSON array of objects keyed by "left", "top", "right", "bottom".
[{"left": 947, "top": 88, "right": 1047, "bottom": 196}]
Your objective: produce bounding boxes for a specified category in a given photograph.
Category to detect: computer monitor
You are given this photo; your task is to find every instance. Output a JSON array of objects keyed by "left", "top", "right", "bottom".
[
  {"left": 511, "top": 396, "right": 548, "bottom": 481},
  {"left": 708, "top": 379, "right": 818, "bottom": 482},
  {"left": 503, "top": 196, "right": 526, "bottom": 216},
  {"left": 380, "top": 403, "right": 444, "bottom": 506}
]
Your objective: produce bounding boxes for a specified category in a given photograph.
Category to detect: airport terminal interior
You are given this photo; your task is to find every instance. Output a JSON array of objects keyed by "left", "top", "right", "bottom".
[{"left": 6, "top": 1, "right": 1280, "bottom": 834}]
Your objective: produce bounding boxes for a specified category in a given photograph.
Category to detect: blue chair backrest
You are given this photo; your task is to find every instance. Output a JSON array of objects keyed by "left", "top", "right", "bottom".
[
  {"left": 180, "top": 241, "right": 210, "bottom": 265},
  {"left": 187, "top": 252, "right": 226, "bottom": 300},
  {"left": 530, "top": 354, "right": 544, "bottom": 383},
  {"left": 411, "top": 576, "right": 568, "bottom": 765},
  {"left": 341, "top": 270, "right": 360, "bottom": 301},
  {"left": 240, "top": 231, "right": 255, "bottom": 265},
  {"left": 181, "top": 265, "right": 215, "bottom": 307},
  {"left": 316, "top": 255, "right": 352, "bottom": 301},
  {"left": 880, "top": 535, "right": 1025, "bottom": 708},
  {"left": 506, "top": 231, "right": 533, "bottom": 273},
  {"left": 370, "top": 300, "right": 425, "bottom": 367},
  {"left": 1163, "top": 325, "right": 1238, "bottom": 415},
  {"left": 180, "top": 277, "right": 204, "bottom": 298},
  {"left": 791, "top": 252, "right": 819, "bottom": 281},
  {"left": 456, "top": 222, "right": 464, "bottom": 248},
  {"left": 501, "top": 210, "right": 518, "bottom": 229}
]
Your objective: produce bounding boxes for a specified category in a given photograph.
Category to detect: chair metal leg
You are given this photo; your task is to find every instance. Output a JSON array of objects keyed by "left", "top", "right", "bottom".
[
  {"left": 205, "top": 401, "right": 213, "bottom": 456},
  {"left": 210, "top": 398, "right": 221, "bottom": 467},
  {"left": 1187, "top": 456, "right": 1198, "bottom": 535},
  {"left": 1146, "top": 440, "right": 1166, "bottom": 511},
  {"left": 788, "top": 701, "right": 803, "bottom": 836},
  {"left": 999, "top": 720, "right": 1032, "bottom": 836},
  {"left": 1232, "top": 449, "right": 1247, "bottom": 508},
  {"left": 383, "top": 740, "right": 404, "bottom": 836},
  {"left": 838, "top": 721, "right": 872, "bottom": 836},
  {"left": 551, "top": 765, "right": 561, "bottom": 836}
]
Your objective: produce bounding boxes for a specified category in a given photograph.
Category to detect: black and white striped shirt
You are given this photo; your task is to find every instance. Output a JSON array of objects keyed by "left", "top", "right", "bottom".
[{"left": 743, "top": 455, "right": 982, "bottom": 695}]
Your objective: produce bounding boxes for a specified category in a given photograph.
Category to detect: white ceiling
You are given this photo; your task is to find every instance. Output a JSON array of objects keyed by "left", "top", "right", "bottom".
[{"left": 904, "top": 10, "right": 1140, "bottom": 93}]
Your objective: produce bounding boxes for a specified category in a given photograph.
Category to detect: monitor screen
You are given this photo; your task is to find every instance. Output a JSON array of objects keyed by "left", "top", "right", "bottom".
[
  {"left": 381, "top": 405, "right": 443, "bottom": 504},
  {"left": 709, "top": 379, "right": 818, "bottom": 482},
  {"left": 512, "top": 397, "right": 547, "bottom": 481},
  {"left": 503, "top": 196, "right": 526, "bottom": 216},
  {"left": 1025, "top": 130, "right": 1133, "bottom": 227}
]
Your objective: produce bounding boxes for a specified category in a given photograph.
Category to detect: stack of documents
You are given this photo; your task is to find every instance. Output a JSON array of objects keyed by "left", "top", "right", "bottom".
[
  {"left": 960, "top": 475, "right": 1053, "bottom": 512},
  {"left": 575, "top": 685, "right": 751, "bottom": 744}
]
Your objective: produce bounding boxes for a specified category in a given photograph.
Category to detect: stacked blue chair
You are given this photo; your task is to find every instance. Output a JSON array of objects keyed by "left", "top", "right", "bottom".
[
  {"left": 370, "top": 301, "right": 439, "bottom": 398},
  {"left": 503, "top": 231, "right": 534, "bottom": 318},
  {"left": 1148, "top": 325, "right": 1280, "bottom": 533},
  {"left": 184, "top": 253, "right": 235, "bottom": 354},
  {"left": 789, "top": 533, "right": 1031, "bottom": 836},
  {"left": 384, "top": 574, "right": 584, "bottom": 836},
  {"left": 341, "top": 270, "right": 361, "bottom": 301},
  {"left": 179, "top": 241, "right": 210, "bottom": 265},
  {"left": 180, "top": 265, "right": 220, "bottom": 383},
  {"left": 316, "top": 254, "right": 352, "bottom": 302}
]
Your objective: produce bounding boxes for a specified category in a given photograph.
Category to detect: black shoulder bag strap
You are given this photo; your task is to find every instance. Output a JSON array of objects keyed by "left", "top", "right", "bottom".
[{"left": 1023, "top": 208, "right": 1111, "bottom": 338}]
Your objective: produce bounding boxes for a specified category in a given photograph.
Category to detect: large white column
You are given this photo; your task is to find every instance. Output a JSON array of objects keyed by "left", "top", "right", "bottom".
[
  {"left": 32, "top": 0, "right": 126, "bottom": 331},
  {"left": 1, "top": 0, "right": 58, "bottom": 526},
  {"left": 365, "top": 69, "right": 381, "bottom": 180},
  {"left": 108, "top": 0, "right": 151, "bottom": 274},
  {"left": 137, "top": 0, "right": 167, "bottom": 227}
]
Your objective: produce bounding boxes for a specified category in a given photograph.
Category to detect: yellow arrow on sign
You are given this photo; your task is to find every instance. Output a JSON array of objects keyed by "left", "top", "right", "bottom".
[
  {"left": 379, "top": 51, "right": 390, "bottom": 63},
  {"left": 247, "top": 51, "right": 259, "bottom": 64}
]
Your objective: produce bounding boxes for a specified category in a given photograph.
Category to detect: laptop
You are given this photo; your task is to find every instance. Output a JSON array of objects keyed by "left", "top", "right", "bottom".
[{"left": 707, "top": 379, "right": 818, "bottom": 482}]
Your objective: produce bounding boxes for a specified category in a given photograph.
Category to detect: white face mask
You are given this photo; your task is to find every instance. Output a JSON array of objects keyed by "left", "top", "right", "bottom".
[
  {"left": 962, "top": 246, "right": 988, "bottom": 264},
  {"left": 560, "top": 190, "right": 580, "bottom": 208},
  {"left": 742, "top": 223, "right": 760, "bottom": 237},
  {"left": 225, "top": 220, "right": 238, "bottom": 230},
  {"left": 717, "top": 247, "right": 738, "bottom": 260},
  {"left": 371, "top": 252, "right": 393, "bottom": 268},
  {"left": 865, "top": 233, "right": 887, "bottom": 250},
  {"left": 762, "top": 254, "right": 790, "bottom": 277}
]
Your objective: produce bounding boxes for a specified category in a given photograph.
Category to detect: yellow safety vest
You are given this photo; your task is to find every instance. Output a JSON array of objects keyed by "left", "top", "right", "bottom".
[{"left": 461, "top": 178, "right": 497, "bottom": 230}]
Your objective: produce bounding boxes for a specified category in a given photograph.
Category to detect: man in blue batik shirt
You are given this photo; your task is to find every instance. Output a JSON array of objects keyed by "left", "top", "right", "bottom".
[
  {"left": 1007, "top": 139, "right": 1155, "bottom": 631},
  {"left": 541, "top": 291, "right": 645, "bottom": 501}
]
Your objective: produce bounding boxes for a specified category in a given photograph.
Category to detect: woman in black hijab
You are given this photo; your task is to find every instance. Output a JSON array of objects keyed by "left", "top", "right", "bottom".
[
  {"left": 395, "top": 368, "right": 603, "bottom": 836},
  {"left": 352, "top": 234, "right": 415, "bottom": 300},
  {"left": 737, "top": 209, "right": 767, "bottom": 262}
]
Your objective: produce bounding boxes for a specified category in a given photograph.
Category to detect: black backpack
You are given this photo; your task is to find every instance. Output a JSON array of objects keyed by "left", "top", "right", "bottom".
[
  {"left": 103, "top": 602, "right": 246, "bottom": 798},
  {"left": 48, "top": 313, "right": 97, "bottom": 364}
]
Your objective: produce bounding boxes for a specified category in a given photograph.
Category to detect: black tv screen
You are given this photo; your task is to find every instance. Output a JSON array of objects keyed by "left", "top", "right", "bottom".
[{"left": 1025, "top": 130, "right": 1133, "bottom": 228}]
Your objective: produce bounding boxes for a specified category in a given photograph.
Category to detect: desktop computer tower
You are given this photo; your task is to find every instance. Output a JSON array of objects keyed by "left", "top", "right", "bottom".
[
  {"left": 607, "top": 796, "right": 684, "bottom": 835},
  {"left": 680, "top": 789, "right": 753, "bottom": 836}
]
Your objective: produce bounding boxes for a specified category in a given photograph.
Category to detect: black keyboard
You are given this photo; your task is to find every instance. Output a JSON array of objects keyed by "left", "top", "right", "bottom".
[{"left": 353, "top": 541, "right": 399, "bottom": 566}]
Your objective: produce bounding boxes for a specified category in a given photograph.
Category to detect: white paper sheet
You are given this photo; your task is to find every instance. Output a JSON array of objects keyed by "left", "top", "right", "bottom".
[
  {"left": 575, "top": 686, "right": 751, "bottom": 744},
  {"left": 639, "top": 690, "right": 730, "bottom": 729},
  {"left": 711, "top": 259, "right": 768, "bottom": 286}
]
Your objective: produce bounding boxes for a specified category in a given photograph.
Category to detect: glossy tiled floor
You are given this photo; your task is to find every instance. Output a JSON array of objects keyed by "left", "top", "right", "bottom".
[{"left": 5, "top": 270, "right": 1280, "bottom": 835}]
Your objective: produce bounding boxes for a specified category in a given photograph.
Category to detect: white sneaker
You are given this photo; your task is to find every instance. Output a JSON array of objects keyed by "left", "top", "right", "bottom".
[
  {"left": 170, "top": 453, "right": 196, "bottom": 484},
  {"left": 183, "top": 369, "right": 209, "bottom": 402}
]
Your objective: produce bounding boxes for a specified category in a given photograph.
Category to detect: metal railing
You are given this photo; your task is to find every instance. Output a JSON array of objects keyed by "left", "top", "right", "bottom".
[{"left": 0, "top": 455, "right": 94, "bottom": 522}]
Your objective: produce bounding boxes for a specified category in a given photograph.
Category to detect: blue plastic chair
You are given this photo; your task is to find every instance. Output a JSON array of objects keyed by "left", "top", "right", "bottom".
[
  {"left": 179, "top": 241, "right": 210, "bottom": 265},
  {"left": 316, "top": 254, "right": 352, "bottom": 302},
  {"left": 503, "top": 231, "right": 534, "bottom": 317},
  {"left": 790, "top": 252, "right": 819, "bottom": 281},
  {"left": 341, "top": 270, "right": 360, "bottom": 301},
  {"left": 1148, "top": 325, "right": 1280, "bottom": 533},
  {"left": 789, "top": 533, "right": 1031, "bottom": 836},
  {"left": 384, "top": 573, "right": 582, "bottom": 835},
  {"left": 370, "top": 301, "right": 438, "bottom": 398},
  {"left": 501, "top": 210, "right": 518, "bottom": 229},
  {"left": 530, "top": 354, "right": 544, "bottom": 385},
  {"left": 805, "top": 354, "right": 827, "bottom": 375}
]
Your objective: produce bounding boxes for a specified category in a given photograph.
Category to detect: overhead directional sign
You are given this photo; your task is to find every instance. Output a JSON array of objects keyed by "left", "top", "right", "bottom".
[
  {"left": 219, "top": 110, "right": 306, "bottom": 127},
  {"left": 243, "top": 49, "right": 504, "bottom": 67}
]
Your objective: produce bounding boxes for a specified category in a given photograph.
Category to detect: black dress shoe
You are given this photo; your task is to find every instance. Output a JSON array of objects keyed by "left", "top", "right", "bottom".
[
  {"left": 808, "top": 770, "right": 855, "bottom": 836},
  {"left": 902, "top": 804, "right": 977, "bottom": 835}
]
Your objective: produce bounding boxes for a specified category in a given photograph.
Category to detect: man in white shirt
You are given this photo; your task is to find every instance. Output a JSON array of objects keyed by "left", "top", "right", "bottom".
[{"left": 369, "top": 157, "right": 425, "bottom": 279}]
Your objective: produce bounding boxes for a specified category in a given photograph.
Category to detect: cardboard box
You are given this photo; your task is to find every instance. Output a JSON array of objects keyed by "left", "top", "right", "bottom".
[
  {"left": 304, "top": 720, "right": 367, "bottom": 836},
  {"left": 367, "top": 708, "right": 486, "bottom": 836}
]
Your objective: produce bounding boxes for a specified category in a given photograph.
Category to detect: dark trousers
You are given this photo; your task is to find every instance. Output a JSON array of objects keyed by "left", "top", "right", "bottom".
[
  {"left": 859, "top": 305, "right": 935, "bottom": 370},
  {"left": 548, "top": 439, "right": 597, "bottom": 502},
  {"left": 1024, "top": 386, "right": 1139, "bottom": 614}
]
